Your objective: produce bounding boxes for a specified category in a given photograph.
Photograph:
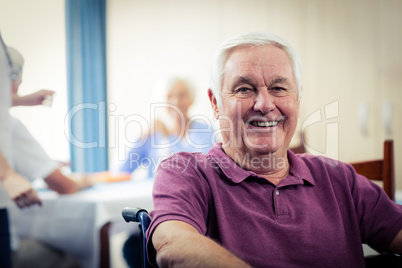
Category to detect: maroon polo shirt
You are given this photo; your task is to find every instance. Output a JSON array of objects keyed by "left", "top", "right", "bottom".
[{"left": 146, "top": 143, "right": 402, "bottom": 267}]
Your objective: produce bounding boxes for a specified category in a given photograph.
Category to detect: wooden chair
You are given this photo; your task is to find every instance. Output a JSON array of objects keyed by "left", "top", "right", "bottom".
[
  {"left": 290, "top": 142, "right": 306, "bottom": 154},
  {"left": 350, "top": 141, "right": 400, "bottom": 265},
  {"left": 350, "top": 140, "right": 395, "bottom": 201}
]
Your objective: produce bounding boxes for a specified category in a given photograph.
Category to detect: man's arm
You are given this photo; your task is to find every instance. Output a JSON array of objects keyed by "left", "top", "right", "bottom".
[
  {"left": 0, "top": 152, "right": 41, "bottom": 208},
  {"left": 12, "top": 89, "right": 54, "bottom": 107},
  {"left": 44, "top": 168, "right": 92, "bottom": 194},
  {"left": 152, "top": 220, "right": 251, "bottom": 268},
  {"left": 388, "top": 229, "right": 402, "bottom": 254}
]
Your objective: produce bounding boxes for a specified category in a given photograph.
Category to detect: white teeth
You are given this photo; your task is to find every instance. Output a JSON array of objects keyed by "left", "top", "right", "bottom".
[{"left": 250, "top": 121, "right": 279, "bottom": 127}]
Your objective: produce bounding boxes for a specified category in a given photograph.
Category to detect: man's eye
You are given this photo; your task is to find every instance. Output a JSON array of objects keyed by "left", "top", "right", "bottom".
[
  {"left": 269, "top": 87, "right": 288, "bottom": 96},
  {"left": 236, "top": 87, "right": 253, "bottom": 93}
]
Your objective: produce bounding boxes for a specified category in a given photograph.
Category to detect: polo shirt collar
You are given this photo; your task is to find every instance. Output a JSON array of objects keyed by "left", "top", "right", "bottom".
[
  {"left": 207, "top": 144, "right": 255, "bottom": 184},
  {"left": 207, "top": 143, "right": 315, "bottom": 186},
  {"left": 287, "top": 150, "right": 315, "bottom": 186}
]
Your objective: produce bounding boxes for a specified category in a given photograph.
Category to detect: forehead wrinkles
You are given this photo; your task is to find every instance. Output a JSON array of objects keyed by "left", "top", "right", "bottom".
[{"left": 224, "top": 48, "right": 294, "bottom": 89}]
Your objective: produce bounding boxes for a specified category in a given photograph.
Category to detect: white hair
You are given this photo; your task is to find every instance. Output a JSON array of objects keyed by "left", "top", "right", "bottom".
[
  {"left": 209, "top": 32, "right": 302, "bottom": 106},
  {"left": 7, "top": 46, "right": 24, "bottom": 83},
  {"left": 154, "top": 76, "right": 196, "bottom": 101}
]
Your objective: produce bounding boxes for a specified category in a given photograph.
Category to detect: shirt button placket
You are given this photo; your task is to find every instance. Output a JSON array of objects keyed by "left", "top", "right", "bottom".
[
  {"left": 273, "top": 188, "right": 289, "bottom": 220},
  {"left": 273, "top": 188, "right": 279, "bottom": 218}
]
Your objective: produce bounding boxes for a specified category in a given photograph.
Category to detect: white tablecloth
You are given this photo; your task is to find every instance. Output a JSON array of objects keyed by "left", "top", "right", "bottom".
[{"left": 12, "top": 179, "right": 154, "bottom": 268}]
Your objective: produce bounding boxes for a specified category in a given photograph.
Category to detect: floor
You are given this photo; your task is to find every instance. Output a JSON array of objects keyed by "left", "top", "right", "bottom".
[{"left": 110, "top": 231, "right": 130, "bottom": 268}]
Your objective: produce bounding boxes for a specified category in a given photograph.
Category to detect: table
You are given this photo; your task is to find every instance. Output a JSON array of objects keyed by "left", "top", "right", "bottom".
[{"left": 12, "top": 179, "right": 154, "bottom": 268}]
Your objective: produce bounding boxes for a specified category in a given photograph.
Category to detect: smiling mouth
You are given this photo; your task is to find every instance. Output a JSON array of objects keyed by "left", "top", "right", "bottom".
[{"left": 249, "top": 121, "right": 279, "bottom": 127}]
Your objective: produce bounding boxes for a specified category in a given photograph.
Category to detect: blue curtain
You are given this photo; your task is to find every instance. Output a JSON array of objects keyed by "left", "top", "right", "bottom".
[{"left": 65, "top": 0, "right": 108, "bottom": 172}]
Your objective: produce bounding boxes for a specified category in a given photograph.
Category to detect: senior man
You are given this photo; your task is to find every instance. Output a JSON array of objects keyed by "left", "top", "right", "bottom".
[{"left": 145, "top": 32, "right": 402, "bottom": 268}]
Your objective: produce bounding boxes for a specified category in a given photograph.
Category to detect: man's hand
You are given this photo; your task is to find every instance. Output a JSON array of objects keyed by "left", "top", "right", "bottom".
[
  {"left": 12, "top": 89, "right": 55, "bottom": 107},
  {"left": 2, "top": 169, "right": 42, "bottom": 208},
  {"left": 44, "top": 168, "right": 94, "bottom": 194}
]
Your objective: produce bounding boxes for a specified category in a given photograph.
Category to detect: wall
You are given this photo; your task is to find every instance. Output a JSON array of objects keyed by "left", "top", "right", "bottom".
[
  {"left": 0, "top": 0, "right": 69, "bottom": 162},
  {"left": 107, "top": 0, "right": 402, "bottom": 187},
  {"left": 1, "top": 0, "right": 401, "bottom": 188}
]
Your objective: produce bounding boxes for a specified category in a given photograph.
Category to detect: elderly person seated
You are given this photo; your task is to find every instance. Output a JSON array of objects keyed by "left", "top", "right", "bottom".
[
  {"left": 116, "top": 76, "right": 215, "bottom": 178},
  {"left": 116, "top": 77, "right": 215, "bottom": 267},
  {"left": 145, "top": 32, "right": 402, "bottom": 268},
  {"left": 1, "top": 45, "right": 89, "bottom": 268}
]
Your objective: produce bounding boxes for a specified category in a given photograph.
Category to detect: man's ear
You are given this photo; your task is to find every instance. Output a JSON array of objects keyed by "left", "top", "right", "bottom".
[{"left": 208, "top": 89, "right": 219, "bottom": 118}]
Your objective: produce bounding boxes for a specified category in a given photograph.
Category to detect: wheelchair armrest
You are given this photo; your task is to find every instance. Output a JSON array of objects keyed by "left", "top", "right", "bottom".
[
  {"left": 122, "top": 207, "right": 152, "bottom": 268},
  {"left": 122, "top": 207, "right": 148, "bottom": 222}
]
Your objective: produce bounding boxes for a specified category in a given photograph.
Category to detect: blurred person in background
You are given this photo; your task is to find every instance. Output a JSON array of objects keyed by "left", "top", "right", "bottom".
[
  {"left": 0, "top": 36, "right": 89, "bottom": 268},
  {"left": 117, "top": 77, "right": 216, "bottom": 267},
  {"left": 0, "top": 31, "right": 43, "bottom": 268},
  {"left": 115, "top": 77, "right": 215, "bottom": 179},
  {"left": 7, "top": 46, "right": 90, "bottom": 195}
]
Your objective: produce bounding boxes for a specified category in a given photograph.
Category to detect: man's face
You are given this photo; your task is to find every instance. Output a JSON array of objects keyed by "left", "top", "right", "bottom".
[
  {"left": 166, "top": 81, "right": 193, "bottom": 118},
  {"left": 211, "top": 45, "right": 300, "bottom": 159}
]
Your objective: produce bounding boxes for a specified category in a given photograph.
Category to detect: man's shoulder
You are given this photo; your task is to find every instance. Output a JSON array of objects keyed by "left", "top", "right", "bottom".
[
  {"left": 158, "top": 145, "right": 229, "bottom": 178},
  {"left": 159, "top": 151, "right": 211, "bottom": 170},
  {"left": 165, "top": 150, "right": 208, "bottom": 160},
  {"left": 295, "top": 152, "right": 352, "bottom": 171},
  {"left": 290, "top": 152, "right": 356, "bottom": 184}
]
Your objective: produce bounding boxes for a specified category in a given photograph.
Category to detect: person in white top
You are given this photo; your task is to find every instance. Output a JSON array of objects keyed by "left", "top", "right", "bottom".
[
  {"left": 0, "top": 31, "right": 42, "bottom": 268},
  {"left": 0, "top": 34, "right": 89, "bottom": 268},
  {"left": 7, "top": 46, "right": 90, "bottom": 195}
]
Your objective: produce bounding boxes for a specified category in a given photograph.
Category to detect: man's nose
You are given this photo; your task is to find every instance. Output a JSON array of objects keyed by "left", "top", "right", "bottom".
[{"left": 253, "top": 90, "right": 275, "bottom": 114}]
